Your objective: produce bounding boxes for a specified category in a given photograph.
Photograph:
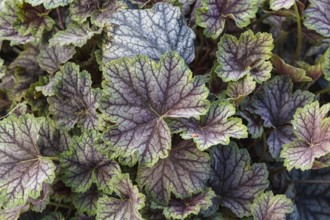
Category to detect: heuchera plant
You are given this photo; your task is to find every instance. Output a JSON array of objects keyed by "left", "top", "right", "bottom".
[{"left": 1, "top": 0, "right": 330, "bottom": 219}]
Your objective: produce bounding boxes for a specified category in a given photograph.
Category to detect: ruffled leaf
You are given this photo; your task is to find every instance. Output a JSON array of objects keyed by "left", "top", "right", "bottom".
[
  {"left": 0, "top": 115, "right": 56, "bottom": 208},
  {"left": 100, "top": 52, "right": 209, "bottom": 166},
  {"left": 137, "top": 140, "right": 211, "bottom": 205},
  {"left": 216, "top": 30, "right": 274, "bottom": 83},
  {"left": 170, "top": 101, "right": 247, "bottom": 151},
  {"left": 281, "top": 101, "right": 330, "bottom": 171},
  {"left": 304, "top": 0, "right": 330, "bottom": 37},
  {"left": 269, "top": 0, "right": 295, "bottom": 11},
  {"left": 103, "top": 3, "right": 195, "bottom": 64},
  {"left": 25, "top": 0, "right": 73, "bottom": 9},
  {"left": 73, "top": 186, "right": 99, "bottom": 216},
  {"left": 196, "top": 0, "right": 259, "bottom": 39},
  {"left": 227, "top": 74, "right": 256, "bottom": 100},
  {"left": 210, "top": 142, "right": 269, "bottom": 217}
]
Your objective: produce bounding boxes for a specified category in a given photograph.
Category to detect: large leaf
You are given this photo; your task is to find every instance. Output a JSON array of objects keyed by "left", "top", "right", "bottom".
[
  {"left": 269, "top": 0, "right": 295, "bottom": 11},
  {"left": 252, "top": 76, "right": 314, "bottom": 159},
  {"left": 25, "top": 0, "right": 73, "bottom": 9},
  {"left": 137, "top": 140, "right": 211, "bottom": 205},
  {"left": 170, "top": 101, "right": 247, "bottom": 151},
  {"left": 47, "top": 62, "right": 100, "bottom": 130},
  {"left": 304, "top": 0, "right": 330, "bottom": 37},
  {"left": 96, "top": 174, "right": 145, "bottom": 220},
  {"left": 103, "top": 3, "right": 195, "bottom": 64},
  {"left": 210, "top": 142, "right": 269, "bottom": 217},
  {"left": 60, "top": 131, "right": 121, "bottom": 193},
  {"left": 196, "top": 0, "right": 259, "bottom": 39},
  {"left": 251, "top": 191, "right": 293, "bottom": 220},
  {"left": 100, "top": 52, "right": 209, "bottom": 166},
  {"left": 216, "top": 30, "right": 274, "bottom": 83},
  {"left": 0, "top": 115, "right": 56, "bottom": 208},
  {"left": 281, "top": 101, "right": 330, "bottom": 171}
]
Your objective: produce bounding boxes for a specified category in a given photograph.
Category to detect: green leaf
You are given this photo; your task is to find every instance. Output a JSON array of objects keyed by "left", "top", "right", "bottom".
[
  {"left": 96, "top": 174, "right": 145, "bottom": 220},
  {"left": 25, "top": 0, "right": 73, "bottom": 9},
  {"left": 323, "top": 47, "right": 330, "bottom": 82},
  {"left": 251, "top": 191, "right": 294, "bottom": 220},
  {"left": 0, "top": 58, "right": 6, "bottom": 80},
  {"left": 73, "top": 186, "right": 99, "bottom": 216},
  {"left": 137, "top": 140, "right": 211, "bottom": 205},
  {"left": 41, "top": 212, "right": 65, "bottom": 220},
  {"left": 103, "top": 3, "right": 196, "bottom": 64},
  {"left": 269, "top": 0, "right": 295, "bottom": 11},
  {"left": 37, "top": 45, "right": 76, "bottom": 74},
  {"left": 162, "top": 188, "right": 216, "bottom": 220},
  {"left": 49, "top": 22, "right": 102, "bottom": 48},
  {"left": 170, "top": 101, "right": 247, "bottom": 151},
  {"left": 227, "top": 74, "right": 256, "bottom": 100},
  {"left": 100, "top": 52, "right": 209, "bottom": 166},
  {"left": 0, "top": 115, "right": 56, "bottom": 208},
  {"left": 304, "top": 0, "right": 330, "bottom": 37},
  {"left": 61, "top": 131, "right": 121, "bottom": 193},
  {"left": 281, "top": 101, "right": 330, "bottom": 171},
  {"left": 29, "top": 183, "right": 52, "bottom": 212},
  {"left": 47, "top": 62, "right": 100, "bottom": 130},
  {"left": 216, "top": 30, "right": 274, "bottom": 83},
  {"left": 0, "top": 205, "right": 28, "bottom": 220},
  {"left": 196, "top": 0, "right": 259, "bottom": 39},
  {"left": 210, "top": 142, "right": 269, "bottom": 217}
]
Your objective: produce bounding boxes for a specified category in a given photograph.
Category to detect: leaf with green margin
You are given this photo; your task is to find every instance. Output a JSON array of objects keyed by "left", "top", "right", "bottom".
[
  {"left": 25, "top": 0, "right": 73, "bottom": 9},
  {"left": 47, "top": 62, "right": 100, "bottom": 130},
  {"left": 96, "top": 174, "right": 145, "bottom": 220},
  {"left": 0, "top": 0, "right": 35, "bottom": 45},
  {"left": 0, "top": 205, "right": 28, "bottom": 220},
  {"left": 269, "top": 0, "right": 295, "bottom": 11},
  {"left": 304, "top": 0, "right": 330, "bottom": 37},
  {"left": 251, "top": 191, "right": 293, "bottom": 220},
  {"left": 227, "top": 74, "right": 256, "bottom": 100},
  {"left": 0, "top": 58, "right": 6, "bottom": 80},
  {"left": 296, "top": 61, "right": 323, "bottom": 81},
  {"left": 60, "top": 131, "right": 121, "bottom": 193},
  {"left": 100, "top": 52, "right": 209, "bottom": 166},
  {"left": 170, "top": 101, "right": 247, "bottom": 151},
  {"left": 137, "top": 140, "right": 211, "bottom": 205},
  {"left": 271, "top": 54, "right": 312, "bottom": 82},
  {"left": 162, "top": 188, "right": 216, "bottom": 220},
  {"left": 103, "top": 3, "right": 195, "bottom": 64},
  {"left": 196, "top": 0, "right": 259, "bottom": 39},
  {"left": 252, "top": 76, "right": 314, "bottom": 159},
  {"left": 29, "top": 183, "right": 52, "bottom": 212},
  {"left": 216, "top": 30, "right": 274, "bottom": 83},
  {"left": 70, "top": 0, "right": 126, "bottom": 27},
  {"left": 281, "top": 101, "right": 330, "bottom": 171},
  {"left": 49, "top": 22, "right": 102, "bottom": 48},
  {"left": 210, "top": 142, "right": 269, "bottom": 217},
  {"left": 14, "top": 2, "right": 54, "bottom": 37},
  {"left": 73, "top": 186, "right": 99, "bottom": 216},
  {"left": 0, "top": 114, "right": 56, "bottom": 208},
  {"left": 37, "top": 45, "right": 76, "bottom": 74},
  {"left": 323, "top": 47, "right": 330, "bottom": 82}
]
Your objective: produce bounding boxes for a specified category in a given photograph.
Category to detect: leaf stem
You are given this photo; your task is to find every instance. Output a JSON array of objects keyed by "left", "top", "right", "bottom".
[
  {"left": 292, "top": 2, "right": 303, "bottom": 64},
  {"left": 316, "top": 87, "right": 330, "bottom": 95},
  {"left": 56, "top": 8, "right": 65, "bottom": 30},
  {"left": 46, "top": 156, "right": 60, "bottom": 161},
  {"left": 48, "top": 202, "right": 72, "bottom": 209}
]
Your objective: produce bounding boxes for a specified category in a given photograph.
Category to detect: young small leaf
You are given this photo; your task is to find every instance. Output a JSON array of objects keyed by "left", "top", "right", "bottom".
[
  {"left": 227, "top": 75, "right": 256, "bottom": 100},
  {"left": 170, "top": 101, "right": 247, "bottom": 151},
  {"left": 103, "top": 3, "right": 195, "bottom": 64},
  {"left": 101, "top": 52, "right": 209, "bottom": 166},
  {"left": 304, "top": 0, "right": 330, "bottom": 37},
  {"left": 216, "top": 30, "right": 274, "bottom": 83},
  {"left": 281, "top": 101, "right": 330, "bottom": 171},
  {"left": 196, "top": 0, "right": 259, "bottom": 39},
  {"left": 210, "top": 142, "right": 269, "bottom": 217}
]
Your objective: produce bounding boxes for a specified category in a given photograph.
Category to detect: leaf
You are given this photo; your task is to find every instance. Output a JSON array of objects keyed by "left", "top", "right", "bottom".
[
  {"left": 0, "top": 205, "right": 29, "bottom": 220},
  {"left": 269, "top": 0, "right": 295, "bottom": 11},
  {"left": 60, "top": 131, "right": 121, "bottom": 193},
  {"left": 281, "top": 101, "right": 330, "bottom": 171},
  {"left": 216, "top": 30, "right": 274, "bottom": 83},
  {"left": 41, "top": 212, "right": 65, "bottom": 220},
  {"left": 73, "top": 186, "right": 99, "bottom": 216},
  {"left": 103, "top": 3, "right": 195, "bottom": 64},
  {"left": 96, "top": 174, "right": 145, "bottom": 220},
  {"left": 162, "top": 188, "right": 216, "bottom": 220},
  {"left": 296, "top": 61, "right": 323, "bottom": 81},
  {"left": 0, "top": 58, "right": 5, "bottom": 79},
  {"left": 25, "top": 0, "right": 73, "bottom": 9},
  {"left": 49, "top": 22, "right": 102, "bottom": 48},
  {"left": 47, "top": 62, "right": 100, "bottom": 130},
  {"left": 70, "top": 0, "right": 126, "bottom": 27},
  {"left": 137, "top": 140, "right": 211, "bottom": 205},
  {"left": 37, "top": 45, "right": 76, "bottom": 74},
  {"left": 100, "top": 52, "right": 209, "bottom": 166},
  {"left": 251, "top": 191, "right": 294, "bottom": 220},
  {"left": 196, "top": 0, "right": 259, "bottom": 39},
  {"left": 227, "top": 74, "right": 256, "bottom": 100},
  {"left": 252, "top": 76, "right": 314, "bottom": 159},
  {"left": 210, "top": 142, "right": 269, "bottom": 217},
  {"left": 29, "top": 183, "right": 53, "bottom": 212},
  {"left": 323, "top": 47, "right": 330, "bottom": 82},
  {"left": 237, "top": 103, "right": 264, "bottom": 139},
  {"left": 271, "top": 54, "right": 312, "bottom": 82},
  {"left": 304, "top": 0, "right": 330, "bottom": 37},
  {"left": 170, "top": 101, "right": 247, "bottom": 151},
  {"left": 0, "top": 115, "right": 56, "bottom": 208}
]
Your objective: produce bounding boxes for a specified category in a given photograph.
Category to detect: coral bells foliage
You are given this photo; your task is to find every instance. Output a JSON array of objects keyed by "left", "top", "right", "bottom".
[{"left": 2, "top": 0, "right": 330, "bottom": 220}]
